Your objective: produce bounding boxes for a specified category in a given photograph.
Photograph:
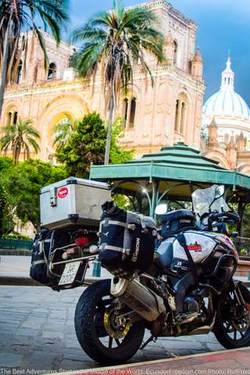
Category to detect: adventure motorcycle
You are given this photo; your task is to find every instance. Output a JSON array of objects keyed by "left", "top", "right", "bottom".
[{"left": 73, "top": 185, "right": 250, "bottom": 365}]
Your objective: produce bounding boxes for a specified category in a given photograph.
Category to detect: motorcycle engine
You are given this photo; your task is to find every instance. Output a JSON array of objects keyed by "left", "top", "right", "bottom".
[{"left": 184, "top": 296, "right": 200, "bottom": 314}]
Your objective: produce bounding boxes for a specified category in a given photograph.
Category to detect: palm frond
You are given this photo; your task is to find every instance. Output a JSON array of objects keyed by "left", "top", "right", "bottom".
[
  {"left": 0, "top": 119, "right": 40, "bottom": 162},
  {"left": 0, "top": 0, "right": 69, "bottom": 111}
]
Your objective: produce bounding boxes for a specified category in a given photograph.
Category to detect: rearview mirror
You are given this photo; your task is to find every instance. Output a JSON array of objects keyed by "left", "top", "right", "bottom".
[{"left": 155, "top": 203, "right": 168, "bottom": 215}]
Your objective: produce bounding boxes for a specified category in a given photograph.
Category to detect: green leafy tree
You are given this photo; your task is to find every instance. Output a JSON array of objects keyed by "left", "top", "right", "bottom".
[
  {"left": 0, "top": 156, "right": 14, "bottom": 234},
  {"left": 2, "top": 159, "right": 67, "bottom": 230},
  {"left": 0, "top": 155, "right": 13, "bottom": 171},
  {"left": 0, "top": 119, "right": 40, "bottom": 163},
  {"left": 0, "top": 184, "right": 7, "bottom": 235},
  {"left": 0, "top": 0, "right": 69, "bottom": 117},
  {"left": 55, "top": 112, "right": 133, "bottom": 177},
  {"left": 72, "top": 0, "right": 165, "bottom": 164}
]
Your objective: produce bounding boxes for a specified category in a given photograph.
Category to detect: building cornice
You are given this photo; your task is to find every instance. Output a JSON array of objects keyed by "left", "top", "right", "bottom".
[
  {"left": 132, "top": 1, "right": 196, "bottom": 29},
  {"left": 4, "top": 64, "right": 205, "bottom": 100}
]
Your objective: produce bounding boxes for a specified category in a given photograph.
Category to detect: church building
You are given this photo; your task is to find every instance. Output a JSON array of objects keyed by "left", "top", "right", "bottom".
[
  {"left": 0, "top": 0, "right": 204, "bottom": 161},
  {"left": 203, "top": 57, "right": 250, "bottom": 175}
]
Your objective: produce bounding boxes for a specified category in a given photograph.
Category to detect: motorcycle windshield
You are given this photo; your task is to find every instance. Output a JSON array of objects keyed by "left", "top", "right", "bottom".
[{"left": 192, "top": 185, "right": 229, "bottom": 218}]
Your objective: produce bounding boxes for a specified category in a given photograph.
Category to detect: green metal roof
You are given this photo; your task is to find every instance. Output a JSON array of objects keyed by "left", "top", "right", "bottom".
[
  {"left": 90, "top": 142, "right": 250, "bottom": 201},
  {"left": 130, "top": 143, "right": 224, "bottom": 170}
]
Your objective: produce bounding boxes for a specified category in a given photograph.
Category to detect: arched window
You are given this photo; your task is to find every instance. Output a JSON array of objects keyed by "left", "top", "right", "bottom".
[
  {"left": 13, "top": 111, "right": 18, "bottom": 125},
  {"left": 129, "top": 97, "right": 136, "bottom": 128},
  {"left": 180, "top": 102, "right": 186, "bottom": 134},
  {"left": 173, "top": 41, "right": 178, "bottom": 65},
  {"left": 122, "top": 97, "right": 137, "bottom": 129},
  {"left": 7, "top": 112, "right": 12, "bottom": 126},
  {"left": 16, "top": 60, "right": 23, "bottom": 84},
  {"left": 6, "top": 110, "right": 18, "bottom": 126},
  {"left": 174, "top": 95, "right": 188, "bottom": 135},
  {"left": 47, "top": 63, "right": 57, "bottom": 80},
  {"left": 174, "top": 99, "right": 179, "bottom": 131},
  {"left": 123, "top": 98, "right": 129, "bottom": 125}
]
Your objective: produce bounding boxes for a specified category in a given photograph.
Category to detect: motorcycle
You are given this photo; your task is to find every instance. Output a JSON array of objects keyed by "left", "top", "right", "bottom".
[{"left": 63, "top": 186, "right": 250, "bottom": 364}]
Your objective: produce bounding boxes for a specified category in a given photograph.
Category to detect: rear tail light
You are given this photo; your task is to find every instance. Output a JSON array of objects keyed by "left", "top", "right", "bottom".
[{"left": 75, "top": 236, "right": 92, "bottom": 247}]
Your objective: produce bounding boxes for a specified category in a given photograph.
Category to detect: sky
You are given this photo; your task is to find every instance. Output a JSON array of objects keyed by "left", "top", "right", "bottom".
[{"left": 68, "top": 0, "right": 250, "bottom": 103}]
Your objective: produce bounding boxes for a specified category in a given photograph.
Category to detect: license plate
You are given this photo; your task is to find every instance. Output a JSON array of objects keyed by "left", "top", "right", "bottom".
[{"left": 59, "top": 261, "right": 81, "bottom": 286}]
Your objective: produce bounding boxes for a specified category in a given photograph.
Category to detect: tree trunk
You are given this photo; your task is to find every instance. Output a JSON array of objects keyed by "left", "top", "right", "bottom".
[
  {"left": 0, "top": 14, "right": 12, "bottom": 119},
  {"left": 104, "top": 87, "right": 115, "bottom": 165}
]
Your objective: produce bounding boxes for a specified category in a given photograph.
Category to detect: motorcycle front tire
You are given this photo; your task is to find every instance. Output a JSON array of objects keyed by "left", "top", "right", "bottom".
[{"left": 214, "top": 285, "right": 250, "bottom": 349}]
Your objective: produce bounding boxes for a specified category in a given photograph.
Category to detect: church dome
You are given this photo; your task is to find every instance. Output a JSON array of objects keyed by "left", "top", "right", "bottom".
[{"left": 203, "top": 57, "right": 250, "bottom": 120}]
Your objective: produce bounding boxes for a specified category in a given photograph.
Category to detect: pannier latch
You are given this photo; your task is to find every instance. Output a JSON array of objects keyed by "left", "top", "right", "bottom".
[{"left": 50, "top": 187, "right": 57, "bottom": 207}]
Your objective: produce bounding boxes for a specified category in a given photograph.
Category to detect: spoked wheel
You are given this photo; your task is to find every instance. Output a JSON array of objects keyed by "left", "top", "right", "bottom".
[
  {"left": 74, "top": 279, "right": 145, "bottom": 365},
  {"left": 214, "top": 289, "right": 250, "bottom": 349}
]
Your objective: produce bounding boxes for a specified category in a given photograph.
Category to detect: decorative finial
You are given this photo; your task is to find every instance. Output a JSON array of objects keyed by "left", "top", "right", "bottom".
[
  {"left": 221, "top": 54, "right": 234, "bottom": 90},
  {"left": 226, "top": 55, "right": 232, "bottom": 70}
]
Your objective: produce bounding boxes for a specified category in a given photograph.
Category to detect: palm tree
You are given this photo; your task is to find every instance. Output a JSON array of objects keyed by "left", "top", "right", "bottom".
[
  {"left": 0, "top": 119, "right": 40, "bottom": 163},
  {"left": 53, "top": 118, "right": 78, "bottom": 151},
  {"left": 72, "top": 0, "right": 165, "bottom": 165},
  {"left": 0, "top": 0, "right": 69, "bottom": 118}
]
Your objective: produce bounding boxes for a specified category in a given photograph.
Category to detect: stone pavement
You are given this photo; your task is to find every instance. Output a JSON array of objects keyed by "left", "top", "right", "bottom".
[
  {"left": 69, "top": 348, "right": 250, "bottom": 375},
  {"left": 0, "top": 285, "right": 224, "bottom": 373},
  {"left": 0, "top": 256, "right": 31, "bottom": 278}
]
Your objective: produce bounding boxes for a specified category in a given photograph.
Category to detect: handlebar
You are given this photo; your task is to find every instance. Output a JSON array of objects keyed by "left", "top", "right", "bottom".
[
  {"left": 199, "top": 211, "right": 240, "bottom": 234},
  {"left": 200, "top": 211, "right": 239, "bottom": 223},
  {"left": 208, "top": 211, "right": 240, "bottom": 224}
]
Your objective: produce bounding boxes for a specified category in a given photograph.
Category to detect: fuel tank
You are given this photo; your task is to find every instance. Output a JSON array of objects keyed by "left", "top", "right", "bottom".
[
  {"left": 156, "top": 230, "right": 238, "bottom": 274},
  {"left": 157, "top": 230, "right": 217, "bottom": 267}
]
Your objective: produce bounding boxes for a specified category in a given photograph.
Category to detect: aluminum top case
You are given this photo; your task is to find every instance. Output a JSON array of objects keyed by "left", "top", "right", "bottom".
[{"left": 40, "top": 177, "right": 111, "bottom": 229}]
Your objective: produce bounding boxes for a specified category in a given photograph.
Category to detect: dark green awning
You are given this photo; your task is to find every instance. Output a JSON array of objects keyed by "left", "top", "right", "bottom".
[
  {"left": 90, "top": 142, "right": 250, "bottom": 210},
  {"left": 91, "top": 143, "right": 249, "bottom": 187}
]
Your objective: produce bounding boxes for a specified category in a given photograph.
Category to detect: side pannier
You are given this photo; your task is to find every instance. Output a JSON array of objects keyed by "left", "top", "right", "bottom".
[
  {"left": 30, "top": 226, "right": 98, "bottom": 290},
  {"left": 98, "top": 202, "right": 157, "bottom": 274},
  {"left": 30, "top": 229, "right": 53, "bottom": 286}
]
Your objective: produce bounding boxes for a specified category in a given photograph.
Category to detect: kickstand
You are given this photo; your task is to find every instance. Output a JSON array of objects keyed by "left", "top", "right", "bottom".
[{"left": 140, "top": 335, "right": 157, "bottom": 350}]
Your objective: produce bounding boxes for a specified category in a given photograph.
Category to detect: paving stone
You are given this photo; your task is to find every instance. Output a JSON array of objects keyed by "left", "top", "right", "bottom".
[
  {"left": 59, "top": 359, "right": 92, "bottom": 371},
  {"left": 25, "top": 352, "right": 61, "bottom": 371},
  {"left": 63, "top": 350, "right": 89, "bottom": 362},
  {"left": 205, "top": 343, "right": 224, "bottom": 351},
  {"left": 42, "top": 331, "right": 64, "bottom": 340},
  {"left": 0, "top": 285, "right": 222, "bottom": 372},
  {"left": 15, "top": 328, "right": 41, "bottom": 337},
  {"left": 0, "top": 353, "right": 23, "bottom": 368}
]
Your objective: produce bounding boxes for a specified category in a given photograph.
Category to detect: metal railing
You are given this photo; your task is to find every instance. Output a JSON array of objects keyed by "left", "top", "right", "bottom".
[{"left": 233, "top": 237, "right": 250, "bottom": 259}]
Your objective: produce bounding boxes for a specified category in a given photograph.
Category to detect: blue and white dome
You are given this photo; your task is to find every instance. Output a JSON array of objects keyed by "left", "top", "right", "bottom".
[
  {"left": 203, "top": 57, "right": 250, "bottom": 120},
  {"left": 202, "top": 57, "right": 250, "bottom": 146}
]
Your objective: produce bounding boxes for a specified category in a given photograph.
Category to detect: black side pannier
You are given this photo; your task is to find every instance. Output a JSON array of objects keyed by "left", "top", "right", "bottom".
[
  {"left": 30, "top": 226, "right": 96, "bottom": 290},
  {"left": 161, "top": 209, "right": 196, "bottom": 239},
  {"left": 98, "top": 202, "right": 156, "bottom": 274},
  {"left": 30, "top": 229, "right": 52, "bottom": 286}
]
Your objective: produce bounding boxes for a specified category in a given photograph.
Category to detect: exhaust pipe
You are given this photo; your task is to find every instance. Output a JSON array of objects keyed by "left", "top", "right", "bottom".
[{"left": 111, "top": 277, "right": 166, "bottom": 322}]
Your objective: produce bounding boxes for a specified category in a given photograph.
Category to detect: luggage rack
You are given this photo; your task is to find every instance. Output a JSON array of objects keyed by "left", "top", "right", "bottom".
[{"left": 49, "top": 242, "right": 98, "bottom": 281}]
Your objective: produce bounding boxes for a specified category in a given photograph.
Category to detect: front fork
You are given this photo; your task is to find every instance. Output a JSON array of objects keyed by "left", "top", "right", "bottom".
[{"left": 217, "top": 280, "right": 250, "bottom": 322}]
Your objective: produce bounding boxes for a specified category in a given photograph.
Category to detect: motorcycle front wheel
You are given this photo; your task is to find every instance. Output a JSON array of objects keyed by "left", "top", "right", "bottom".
[
  {"left": 74, "top": 279, "right": 145, "bottom": 365},
  {"left": 214, "top": 287, "right": 250, "bottom": 349}
]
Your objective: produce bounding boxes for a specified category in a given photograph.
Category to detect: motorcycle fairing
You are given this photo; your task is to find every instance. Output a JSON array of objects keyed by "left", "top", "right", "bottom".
[{"left": 156, "top": 230, "right": 218, "bottom": 269}]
